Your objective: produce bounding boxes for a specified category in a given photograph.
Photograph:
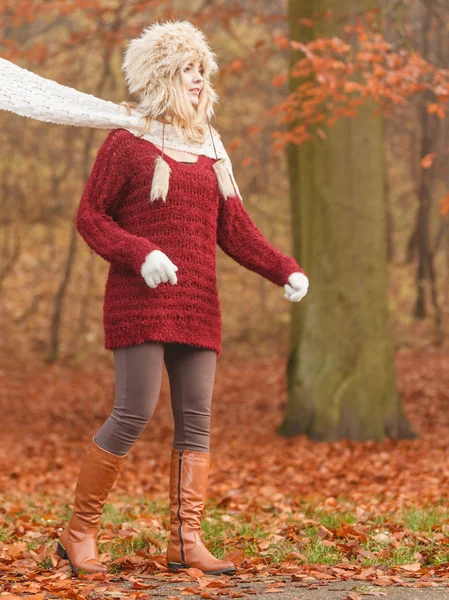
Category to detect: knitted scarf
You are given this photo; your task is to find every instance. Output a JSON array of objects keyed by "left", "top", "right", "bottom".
[{"left": 0, "top": 57, "right": 242, "bottom": 202}]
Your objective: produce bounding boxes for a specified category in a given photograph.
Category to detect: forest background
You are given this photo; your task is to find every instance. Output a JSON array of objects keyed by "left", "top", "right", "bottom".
[
  {"left": 1, "top": 0, "right": 448, "bottom": 366},
  {"left": 2, "top": 0, "right": 449, "bottom": 597}
]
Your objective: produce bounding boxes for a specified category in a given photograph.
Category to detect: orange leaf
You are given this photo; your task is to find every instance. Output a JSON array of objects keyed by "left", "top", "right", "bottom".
[
  {"left": 228, "top": 138, "right": 242, "bottom": 152},
  {"left": 344, "top": 81, "right": 363, "bottom": 93},
  {"left": 438, "top": 192, "right": 449, "bottom": 216},
  {"left": 290, "top": 40, "right": 313, "bottom": 58},
  {"left": 399, "top": 563, "right": 422, "bottom": 572},
  {"left": 437, "top": 105, "right": 446, "bottom": 119},
  {"left": 420, "top": 152, "right": 436, "bottom": 169},
  {"left": 434, "top": 84, "right": 449, "bottom": 101},
  {"left": 230, "top": 59, "right": 244, "bottom": 73},
  {"left": 247, "top": 125, "right": 262, "bottom": 137},
  {"left": 273, "top": 33, "right": 290, "bottom": 50},
  {"left": 272, "top": 74, "right": 288, "bottom": 87}
]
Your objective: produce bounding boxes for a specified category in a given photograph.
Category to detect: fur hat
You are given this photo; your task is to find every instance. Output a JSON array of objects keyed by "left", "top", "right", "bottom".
[
  {"left": 122, "top": 20, "right": 219, "bottom": 120},
  {"left": 121, "top": 20, "right": 236, "bottom": 203}
]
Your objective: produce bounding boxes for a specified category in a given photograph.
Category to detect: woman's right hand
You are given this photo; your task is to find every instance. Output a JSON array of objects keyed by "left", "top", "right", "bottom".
[{"left": 140, "top": 250, "right": 178, "bottom": 288}]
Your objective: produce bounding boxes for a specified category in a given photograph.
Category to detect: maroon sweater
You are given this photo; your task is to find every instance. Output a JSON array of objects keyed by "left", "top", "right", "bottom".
[{"left": 76, "top": 128, "right": 305, "bottom": 356}]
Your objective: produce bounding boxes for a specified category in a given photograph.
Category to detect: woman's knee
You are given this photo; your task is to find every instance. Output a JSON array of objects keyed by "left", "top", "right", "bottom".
[{"left": 109, "top": 403, "right": 155, "bottom": 433}]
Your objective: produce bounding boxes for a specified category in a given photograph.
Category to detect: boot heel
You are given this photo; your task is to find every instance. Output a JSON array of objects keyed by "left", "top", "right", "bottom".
[
  {"left": 168, "top": 561, "right": 189, "bottom": 571},
  {"left": 56, "top": 542, "right": 68, "bottom": 560},
  {"left": 57, "top": 541, "right": 80, "bottom": 574}
]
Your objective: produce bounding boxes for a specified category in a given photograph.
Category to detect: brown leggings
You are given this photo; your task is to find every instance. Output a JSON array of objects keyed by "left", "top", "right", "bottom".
[{"left": 94, "top": 342, "right": 217, "bottom": 457}]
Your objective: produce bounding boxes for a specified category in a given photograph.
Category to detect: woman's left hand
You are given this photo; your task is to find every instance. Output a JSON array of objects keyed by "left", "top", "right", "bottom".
[{"left": 284, "top": 272, "right": 309, "bottom": 302}]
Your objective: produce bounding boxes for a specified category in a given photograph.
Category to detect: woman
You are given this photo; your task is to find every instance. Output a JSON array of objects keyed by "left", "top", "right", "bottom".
[{"left": 55, "top": 20, "right": 309, "bottom": 576}]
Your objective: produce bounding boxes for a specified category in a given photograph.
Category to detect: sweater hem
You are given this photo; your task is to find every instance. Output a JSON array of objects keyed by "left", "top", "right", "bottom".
[{"left": 104, "top": 327, "right": 221, "bottom": 356}]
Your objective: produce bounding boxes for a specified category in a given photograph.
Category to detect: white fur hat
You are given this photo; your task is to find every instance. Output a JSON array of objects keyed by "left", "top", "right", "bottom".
[
  {"left": 122, "top": 20, "right": 236, "bottom": 203},
  {"left": 122, "top": 20, "right": 219, "bottom": 120}
]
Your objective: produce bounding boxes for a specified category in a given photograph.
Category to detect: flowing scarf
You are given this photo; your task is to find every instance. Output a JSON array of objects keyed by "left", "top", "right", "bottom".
[{"left": 0, "top": 57, "right": 242, "bottom": 202}]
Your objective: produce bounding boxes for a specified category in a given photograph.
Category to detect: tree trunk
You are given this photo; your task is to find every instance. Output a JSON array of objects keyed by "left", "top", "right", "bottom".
[
  {"left": 413, "top": 2, "right": 443, "bottom": 342},
  {"left": 385, "top": 155, "right": 394, "bottom": 263},
  {"left": 278, "top": 0, "right": 416, "bottom": 441}
]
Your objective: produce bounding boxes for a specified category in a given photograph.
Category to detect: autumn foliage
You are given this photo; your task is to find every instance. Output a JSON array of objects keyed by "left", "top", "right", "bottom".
[
  {"left": 269, "top": 10, "right": 449, "bottom": 166},
  {"left": 1, "top": 351, "right": 449, "bottom": 596}
]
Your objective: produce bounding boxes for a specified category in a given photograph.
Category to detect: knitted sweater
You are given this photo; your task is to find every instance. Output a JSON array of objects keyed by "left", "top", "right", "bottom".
[{"left": 76, "top": 128, "right": 305, "bottom": 356}]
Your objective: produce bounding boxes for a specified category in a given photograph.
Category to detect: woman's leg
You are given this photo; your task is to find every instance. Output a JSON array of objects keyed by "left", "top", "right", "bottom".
[
  {"left": 164, "top": 343, "right": 236, "bottom": 575},
  {"left": 94, "top": 341, "right": 165, "bottom": 456},
  {"left": 57, "top": 437, "right": 127, "bottom": 574},
  {"left": 58, "top": 341, "right": 164, "bottom": 574},
  {"left": 164, "top": 342, "right": 217, "bottom": 452}
]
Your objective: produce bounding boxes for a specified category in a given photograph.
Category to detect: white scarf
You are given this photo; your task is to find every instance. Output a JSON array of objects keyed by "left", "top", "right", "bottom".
[{"left": 0, "top": 57, "right": 242, "bottom": 202}]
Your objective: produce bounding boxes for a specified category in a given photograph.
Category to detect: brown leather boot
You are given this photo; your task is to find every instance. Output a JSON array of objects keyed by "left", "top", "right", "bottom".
[
  {"left": 166, "top": 448, "right": 236, "bottom": 575},
  {"left": 56, "top": 436, "right": 127, "bottom": 574}
]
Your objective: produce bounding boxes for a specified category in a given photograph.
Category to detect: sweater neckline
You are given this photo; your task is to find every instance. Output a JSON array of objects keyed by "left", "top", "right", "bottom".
[{"left": 146, "top": 140, "right": 206, "bottom": 168}]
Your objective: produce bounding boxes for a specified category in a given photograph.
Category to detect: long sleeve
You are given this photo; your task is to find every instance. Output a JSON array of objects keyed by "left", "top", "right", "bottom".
[
  {"left": 76, "top": 129, "right": 161, "bottom": 275},
  {"left": 217, "top": 194, "right": 307, "bottom": 287}
]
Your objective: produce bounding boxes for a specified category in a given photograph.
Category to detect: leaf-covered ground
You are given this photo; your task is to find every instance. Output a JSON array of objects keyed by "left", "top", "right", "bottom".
[{"left": 1, "top": 348, "right": 449, "bottom": 598}]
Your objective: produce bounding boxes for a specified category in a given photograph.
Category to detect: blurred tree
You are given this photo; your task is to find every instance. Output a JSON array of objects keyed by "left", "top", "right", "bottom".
[{"left": 278, "top": 0, "right": 416, "bottom": 441}]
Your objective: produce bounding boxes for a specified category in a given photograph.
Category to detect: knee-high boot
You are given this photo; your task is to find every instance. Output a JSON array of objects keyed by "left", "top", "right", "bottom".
[
  {"left": 57, "top": 436, "right": 127, "bottom": 574},
  {"left": 166, "top": 448, "right": 236, "bottom": 575}
]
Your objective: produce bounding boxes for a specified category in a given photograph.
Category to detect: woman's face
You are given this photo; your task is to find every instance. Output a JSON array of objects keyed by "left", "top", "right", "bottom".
[{"left": 181, "top": 60, "right": 204, "bottom": 106}]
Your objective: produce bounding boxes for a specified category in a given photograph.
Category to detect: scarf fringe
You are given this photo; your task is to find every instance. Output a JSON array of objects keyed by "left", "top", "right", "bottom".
[
  {"left": 150, "top": 156, "right": 171, "bottom": 202},
  {"left": 213, "top": 158, "right": 237, "bottom": 201}
]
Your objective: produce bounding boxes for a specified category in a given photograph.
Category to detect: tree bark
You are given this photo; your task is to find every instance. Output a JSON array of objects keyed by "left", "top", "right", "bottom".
[{"left": 278, "top": 0, "right": 416, "bottom": 441}]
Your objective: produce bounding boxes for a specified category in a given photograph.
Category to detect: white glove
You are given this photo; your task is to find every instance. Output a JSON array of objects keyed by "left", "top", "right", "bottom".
[
  {"left": 284, "top": 272, "right": 309, "bottom": 302},
  {"left": 140, "top": 250, "right": 178, "bottom": 289}
]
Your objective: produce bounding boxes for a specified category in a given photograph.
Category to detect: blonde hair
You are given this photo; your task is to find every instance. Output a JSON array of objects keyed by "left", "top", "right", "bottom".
[
  {"left": 121, "top": 20, "right": 219, "bottom": 145},
  {"left": 120, "top": 58, "right": 218, "bottom": 146}
]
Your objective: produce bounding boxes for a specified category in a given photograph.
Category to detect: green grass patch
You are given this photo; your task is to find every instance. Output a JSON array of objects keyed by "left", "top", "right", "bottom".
[
  {"left": 400, "top": 505, "right": 449, "bottom": 532},
  {"left": 2, "top": 491, "right": 449, "bottom": 571},
  {"left": 303, "top": 535, "right": 345, "bottom": 564},
  {"left": 0, "top": 526, "right": 11, "bottom": 542}
]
